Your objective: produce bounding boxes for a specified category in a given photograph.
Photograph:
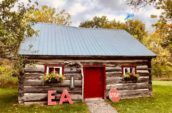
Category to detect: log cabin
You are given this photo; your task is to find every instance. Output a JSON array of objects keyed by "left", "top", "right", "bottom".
[{"left": 18, "top": 23, "right": 156, "bottom": 105}]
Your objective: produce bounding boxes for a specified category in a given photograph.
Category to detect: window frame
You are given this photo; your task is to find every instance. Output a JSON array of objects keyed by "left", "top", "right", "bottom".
[
  {"left": 44, "top": 64, "right": 64, "bottom": 75},
  {"left": 122, "top": 65, "right": 136, "bottom": 76}
]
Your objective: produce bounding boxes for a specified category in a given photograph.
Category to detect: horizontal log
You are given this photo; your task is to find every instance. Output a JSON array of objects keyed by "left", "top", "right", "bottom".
[
  {"left": 106, "top": 77, "right": 122, "bottom": 84},
  {"left": 22, "top": 93, "right": 47, "bottom": 101},
  {"left": 22, "top": 93, "right": 82, "bottom": 101},
  {"left": 105, "top": 64, "right": 117, "bottom": 67},
  {"left": 119, "top": 89, "right": 151, "bottom": 99},
  {"left": 138, "top": 73, "right": 150, "bottom": 76},
  {"left": 26, "top": 60, "right": 149, "bottom": 66},
  {"left": 24, "top": 79, "right": 44, "bottom": 86},
  {"left": 64, "top": 74, "right": 82, "bottom": 80},
  {"left": 138, "top": 76, "right": 149, "bottom": 82},
  {"left": 30, "top": 59, "right": 148, "bottom": 63},
  {"left": 106, "top": 82, "right": 149, "bottom": 90},
  {"left": 106, "top": 76, "right": 149, "bottom": 84},
  {"left": 25, "top": 72, "right": 45, "bottom": 76},
  {"left": 64, "top": 72, "right": 81, "bottom": 75},
  {"left": 64, "top": 67, "right": 80, "bottom": 71},
  {"left": 42, "top": 80, "right": 82, "bottom": 87},
  {"left": 25, "top": 73, "right": 82, "bottom": 80},
  {"left": 64, "top": 68, "right": 81, "bottom": 73},
  {"left": 25, "top": 64, "right": 44, "bottom": 73},
  {"left": 106, "top": 89, "right": 150, "bottom": 99},
  {"left": 25, "top": 75, "right": 43, "bottom": 80},
  {"left": 24, "top": 86, "right": 82, "bottom": 94},
  {"left": 137, "top": 70, "right": 149, "bottom": 74},
  {"left": 120, "top": 94, "right": 151, "bottom": 99},
  {"left": 106, "top": 71, "right": 122, "bottom": 75},
  {"left": 106, "top": 92, "right": 151, "bottom": 99},
  {"left": 119, "top": 89, "right": 149, "bottom": 95},
  {"left": 82, "top": 62, "right": 148, "bottom": 66},
  {"left": 106, "top": 67, "right": 122, "bottom": 72},
  {"left": 136, "top": 68, "right": 151, "bottom": 70},
  {"left": 136, "top": 65, "right": 148, "bottom": 69},
  {"left": 24, "top": 101, "right": 47, "bottom": 105},
  {"left": 24, "top": 70, "right": 44, "bottom": 73},
  {"left": 106, "top": 70, "right": 150, "bottom": 76},
  {"left": 25, "top": 73, "right": 44, "bottom": 76},
  {"left": 64, "top": 73, "right": 82, "bottom": 76},
  {"left": 106, "top": 73, "right": 122, "bottom": 77},
  {"left": 24, "top": 79, "right": 82, "bottom": 86}
]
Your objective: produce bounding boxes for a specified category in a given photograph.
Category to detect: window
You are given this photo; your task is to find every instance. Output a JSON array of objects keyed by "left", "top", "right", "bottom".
[
  {"left": 45, "top": 65, "right": 63, "bottom": 75},
  {"left": 122, "top": 66, "right": 136, "bottom": 75}
]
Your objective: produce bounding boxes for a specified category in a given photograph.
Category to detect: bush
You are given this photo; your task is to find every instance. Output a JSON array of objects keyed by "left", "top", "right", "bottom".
[{"left": 0, "top": 62, "right": 18, "bottom": 88}]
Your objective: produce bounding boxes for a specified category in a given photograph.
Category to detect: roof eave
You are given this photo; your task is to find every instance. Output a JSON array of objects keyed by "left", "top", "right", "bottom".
[{"left": 19, "top": 54, "right": 156, "bottom": 60}]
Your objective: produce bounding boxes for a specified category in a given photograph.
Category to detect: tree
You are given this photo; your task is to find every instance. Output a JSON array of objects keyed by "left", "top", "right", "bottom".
[
  {"left": 128, "top": 0, "right": 172, "bottom": 49},
  {"left": 153, "top": 18, "right": 172, "bottom": 53},
  {"left": 157, "top": 0, "right": 172, "bottom": 20},
  {"left": 128, "top": 0, "right": 156, "bottom": 7},
  {"left": 80, "top": 16, "right": 126, "bottom": 29},
  {"left": 125, "top": 20, "right": 147, "bottom": 41},
  {"left": 80, "top": 16, "right": 109, "bottom": 28},
  {"left": 142, "top": 32, "right": 172, "bottom": 78},
  {"left": 79, "top": 16, "right": 147, "bottom": 41},
  {"left": 26, "top": 5, "right": 71, "bottom": 25},
  {"left": 129, "top": 0, "right": 172, "bottom": 78},
  {"left": 128, "top": 0, "right": 172, "bottom": 20},
  {"left": 0, "top": 0, "right": 36, "bottom": 58}
]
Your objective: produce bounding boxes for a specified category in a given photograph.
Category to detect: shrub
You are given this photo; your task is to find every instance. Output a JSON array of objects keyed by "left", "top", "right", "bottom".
[{"left": 0, "top": 65, "right": 18, "bottom": 88}]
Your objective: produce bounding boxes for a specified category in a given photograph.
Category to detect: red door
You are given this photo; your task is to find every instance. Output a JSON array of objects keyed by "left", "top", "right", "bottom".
[{"left": 84, "top": 66, "right": 105, "bottom": 99}]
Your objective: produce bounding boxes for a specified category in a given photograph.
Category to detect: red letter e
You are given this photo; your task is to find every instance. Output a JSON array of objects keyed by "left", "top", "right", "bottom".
[{"left": 48, "top": 90, "right": 57, "bottom": 105}]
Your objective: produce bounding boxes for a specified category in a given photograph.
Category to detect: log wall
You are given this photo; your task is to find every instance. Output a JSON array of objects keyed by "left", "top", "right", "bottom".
[{"left": 19, "top": 58, "right": 152, "bottom": 105}]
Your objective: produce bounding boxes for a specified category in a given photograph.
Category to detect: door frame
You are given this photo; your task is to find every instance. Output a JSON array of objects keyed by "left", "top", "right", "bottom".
[{"left": 83, "top": 65, "right": 106, "bottom": 99}]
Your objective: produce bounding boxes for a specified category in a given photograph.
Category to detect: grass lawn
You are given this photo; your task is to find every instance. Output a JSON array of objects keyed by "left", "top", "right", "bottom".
[
  {"left": 153, "top": 81, "right": 172, "bottom": 86},
  {"left": 0, "top": 88, "right": 89, "bottom": 113},
  {"left": 1, "top": 81, "right": 172, "bottom": 113},
  {"left": 110, "top": 81, "right": 172, "bottom": 113}
]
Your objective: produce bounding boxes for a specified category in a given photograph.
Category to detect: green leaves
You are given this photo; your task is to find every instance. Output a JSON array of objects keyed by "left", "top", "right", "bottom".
[
  {"left": 0, "top": 0, "right": 36, "bottom": 58},
  {"left": 25, "top": 5, "right": 71, "bottom": 25}
]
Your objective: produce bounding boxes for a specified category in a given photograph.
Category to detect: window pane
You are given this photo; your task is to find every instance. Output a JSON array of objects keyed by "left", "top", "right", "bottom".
[
  {"left": 55, "top": 68, "right": 60, "bottom": 74},
  {"left": 130, "top": 68, "right": 132, "bottom": 73},
  {"left": 127, "top": 68, "right": 130, "bottom": 73},
  {"left": 125, "top": 68, "right": 127, "bottom": 73},
  {"left": 49, "top": 68, "right": 54, "bottom": 73}
]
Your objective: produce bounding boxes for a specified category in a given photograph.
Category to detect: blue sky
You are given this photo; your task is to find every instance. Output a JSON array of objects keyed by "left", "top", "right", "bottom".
[{"left": 23, "top": 0, "right": 162, "bottom": 31}]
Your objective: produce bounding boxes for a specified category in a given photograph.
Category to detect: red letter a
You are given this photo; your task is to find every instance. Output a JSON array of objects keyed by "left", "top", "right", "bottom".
[
  {"left": 48, "top": 90, "right": 57, "bottom": 105},
  {"left": 59, "top": 89, "right": 74, "bottom": 104}
]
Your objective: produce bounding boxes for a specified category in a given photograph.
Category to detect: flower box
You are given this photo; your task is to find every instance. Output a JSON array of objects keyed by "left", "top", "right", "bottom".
[
  {"left": 123, "top": 73, "right": 139, "bottom": 83},
  {"left": 43, "top": 73, "right": 65, "bottom": 83}
]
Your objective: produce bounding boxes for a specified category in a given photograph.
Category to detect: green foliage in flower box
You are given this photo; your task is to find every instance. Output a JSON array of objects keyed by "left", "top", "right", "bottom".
[
  {"left": 43, "top": 73, "right": 65, "bottom": 83},
  {"left": 123, "top": 73, "right": 139, "bottom": 82}
]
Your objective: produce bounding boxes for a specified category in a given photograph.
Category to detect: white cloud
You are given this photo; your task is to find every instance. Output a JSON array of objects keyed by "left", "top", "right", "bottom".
[
  {"left": 93, "top": 0, "right": 127, "bottom": 11},
  {"left": 48, "top": 0, "right": 65, "bottom": 9},
  {"left": 24, "top": 0, "right": 160, "bottom": 31},
  {"left": 35, "top": 0, "right": 65, "bottom": 9},
  {"left": 67, "top": 3, "right": 87, "bottom": 16}
]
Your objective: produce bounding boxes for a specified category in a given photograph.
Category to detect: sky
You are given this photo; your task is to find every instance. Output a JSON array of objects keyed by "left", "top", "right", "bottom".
[{"left": 22, "top": 0, "right": 162, "bottom": 31}]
